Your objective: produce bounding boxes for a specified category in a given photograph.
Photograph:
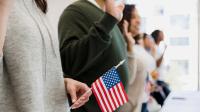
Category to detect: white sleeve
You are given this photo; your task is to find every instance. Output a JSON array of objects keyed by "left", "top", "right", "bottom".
[{"left": 127, "top": 51, "right": 138, "bottom": 85}]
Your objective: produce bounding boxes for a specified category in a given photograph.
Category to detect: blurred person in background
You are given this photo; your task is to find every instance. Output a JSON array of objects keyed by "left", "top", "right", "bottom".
[
  {"left": 151, "top": 30, "right": 170, "bottom": 106},
  {"left": 143, "top": 33, "right": 157, "bottom": 74},
  {"left": 151, "top": 30, "right": 166, "bottom": 71},
  {"left": 143, "top": 33, "right": 156, "bottom": 58},
  {"left": 0, "top": 0, "right": 91, "bottom": 111},
  {"left": 133, "top": 33, "right": 161, "bottom": 112},
  {"left": 118, "top": 4, "right": 150, "bottom": 112},
  {"left": 142, "top": 33, "right": 163, "bottom": 112}
]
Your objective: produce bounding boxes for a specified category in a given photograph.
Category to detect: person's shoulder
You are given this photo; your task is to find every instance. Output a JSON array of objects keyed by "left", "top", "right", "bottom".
[
  {"left": 63, "top": 0, "right": 97, "bottom": 13},
  {"left": 71, "top": 0, "right": 90, "bottom": 6}
]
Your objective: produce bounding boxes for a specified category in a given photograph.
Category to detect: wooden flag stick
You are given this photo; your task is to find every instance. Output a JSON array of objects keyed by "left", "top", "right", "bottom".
[
  {"left": 114, "top": 59, "right": 126, "bottom": 69},
  {"left": 68, "top": 88, "right": 92, "bottom": 112}
]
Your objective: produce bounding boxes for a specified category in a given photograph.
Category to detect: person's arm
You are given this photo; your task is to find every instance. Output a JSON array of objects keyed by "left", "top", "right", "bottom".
[
  {"left": 59, "top": 10, "right": 117, "bottom": 78},
  {"left": 0, "top": 0, "right": 12, "bottom": 56},
  {"left": 121, "top": 20, "right": 137, "bottom": 84},
  {"left": 4, "top": 22, "right": 46, "bottom": 111},
  {"left": 156, "top": 46, "right": 167, "bottom": 68},
  {"left": 156, "top": 55, "right": 164, "bottom": 68},
  {"left": 4, "top": 28, "right": 92, "bottom": 111},
  {"left": 58, "top": 0, "right": 124, "bottom": 77}
]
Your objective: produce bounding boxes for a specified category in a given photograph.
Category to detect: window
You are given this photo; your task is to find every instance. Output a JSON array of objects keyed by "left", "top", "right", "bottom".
[{"left": 127, "top": 0, "right": 199, "bottom": 91}]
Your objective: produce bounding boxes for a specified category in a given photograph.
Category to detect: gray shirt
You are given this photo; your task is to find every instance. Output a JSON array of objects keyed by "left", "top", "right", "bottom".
[{"left": 0, "top": 0, "right": 69, "bottom": 111}]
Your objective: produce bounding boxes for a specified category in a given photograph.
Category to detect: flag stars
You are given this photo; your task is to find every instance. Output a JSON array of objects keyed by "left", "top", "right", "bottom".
[{"left": 102, "top": 67, "right": 121, "bottom": 89}]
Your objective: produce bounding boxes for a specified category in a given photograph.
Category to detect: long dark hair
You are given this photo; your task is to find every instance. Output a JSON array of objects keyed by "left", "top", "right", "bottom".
[
  {"left": 35, "top": 0, "right": 48, "bottom": 13},
  {"left": 118, "top": 4, "right": 136, "bottom": 32}
]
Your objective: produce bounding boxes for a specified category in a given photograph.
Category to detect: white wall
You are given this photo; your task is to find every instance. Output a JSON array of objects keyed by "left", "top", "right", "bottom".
[
  {"left": 198, "top": 0, "right": 200, "bottom": 91},
  {"left": 47, "top": 0, "right": 77, "bottom": 33}
]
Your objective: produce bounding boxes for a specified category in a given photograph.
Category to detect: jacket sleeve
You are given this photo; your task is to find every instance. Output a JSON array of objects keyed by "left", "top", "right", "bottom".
[
  {"left": 58, "top": 8, "right": 118, "bottom": 78},
  {"left": 4, "top": 22, "right": 45, "bottom": 112}
]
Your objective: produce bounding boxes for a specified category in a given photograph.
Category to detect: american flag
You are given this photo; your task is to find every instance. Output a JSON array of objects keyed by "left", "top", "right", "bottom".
[{"left": 91, "top": 67, "right": 128, "bottom": 112}]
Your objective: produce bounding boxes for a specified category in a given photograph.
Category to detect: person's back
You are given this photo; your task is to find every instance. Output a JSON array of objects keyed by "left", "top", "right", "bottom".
[
  {"left": 58, "top": 0, "right": 129, "bottom": 111},
  {"left": 0, "top": 0, "right": 69, "bottom": 111}
]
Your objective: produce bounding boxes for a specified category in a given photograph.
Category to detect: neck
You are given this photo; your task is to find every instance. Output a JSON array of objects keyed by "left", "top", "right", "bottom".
[{"left": 95, "top": 0, "right": 105, "bottom": 11}]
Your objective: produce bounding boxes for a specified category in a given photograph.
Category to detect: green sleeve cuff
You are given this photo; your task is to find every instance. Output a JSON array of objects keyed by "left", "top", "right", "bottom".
[{"left": 63, "top": 74, "right": 73, "bottom": 78}]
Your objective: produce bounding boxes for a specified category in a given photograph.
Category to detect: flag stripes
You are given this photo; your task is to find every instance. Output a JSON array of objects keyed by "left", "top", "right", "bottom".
[{"left": 92, "top": 79, "right": 128, "bottom": 112}]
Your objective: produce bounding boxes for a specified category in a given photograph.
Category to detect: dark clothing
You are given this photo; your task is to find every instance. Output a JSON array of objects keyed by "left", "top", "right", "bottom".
[
  {"left": 141, "top": 103, "right": 149, "bottom": 112},
  {"left": 151, "top": 80, "right": 170, "bottom": 106},
  {"left": 58, "top": 0, "right": 129, "bottom": 111}
]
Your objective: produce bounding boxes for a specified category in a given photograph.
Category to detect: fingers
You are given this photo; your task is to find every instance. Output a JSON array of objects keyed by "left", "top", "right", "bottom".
[
  {"left": 105, "top": 0, "right": 124, "bottom": 21},
  {"left": 71, "top": 89, "right": 92, "bottom": 109},
  {"left": 68, "top": 87, "right": 77, "bottom": 103},
  {"left": 117, "top": 2, "right": 125, "bottom": 11},
  {"left": 123, "top": 20, "right": 129, "bottom": 34},
  {"left": 71, "top": 96, "right": 90, "bottom": 109},
  {"left": 105, "top": 0, "right": 115, "bottom": 5},
  {"left": 71, "top": 82, "right": 92, "bottom": 109},
  {"left": 105, "top": 0, "right": 115, "bottom": 10},
  {"left": 77, "top": 83, "right": 91, "bottom": 103},
  {"left": 65, "top": 78, "right": 92, "bottom": 109}
]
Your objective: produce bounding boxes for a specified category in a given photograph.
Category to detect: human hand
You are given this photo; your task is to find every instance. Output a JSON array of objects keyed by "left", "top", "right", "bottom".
[
  {"left": 123, "top": 20, "right": 135, "bottom": 52},
  {"left": 151, "top": 70, "right": 159, "bottom": 80},
  {"left": 105, "top": 0, "right": 124, "bottom": 21},
  {"left": 64, "top": 78, "right": 92, "bottom": 109},
  {"left": 123, "top": 20, "right": 135, "bottom": 45}
]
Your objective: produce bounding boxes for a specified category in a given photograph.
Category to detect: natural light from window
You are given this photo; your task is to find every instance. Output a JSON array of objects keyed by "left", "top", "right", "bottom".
[{"left": 126, "top": 0, "right": 199, "bottom": 91}]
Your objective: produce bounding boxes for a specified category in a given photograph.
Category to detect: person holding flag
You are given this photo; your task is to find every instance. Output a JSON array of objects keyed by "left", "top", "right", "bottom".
[{"left": 58, "top": 0, "right": 130, "bottom": 111}]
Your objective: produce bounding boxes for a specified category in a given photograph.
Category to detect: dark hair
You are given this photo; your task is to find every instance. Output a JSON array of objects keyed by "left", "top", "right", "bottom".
[
  {"left": 118, "top": 4, "right": 136, "bottom": 32},
  {"left": 35, "top": 0, "right": 47, "bottom": 13},
  {"left": 133, "top": 34, "right": 142, "bottom": 44},
  {"left": 134, "top": 33, "right": 150, "bottom": 44},
  {"left": 142, "top": 33, "right": 148, "bottom": 40},
  {"left": 151, "top": 30, "right": 161, "bottom": 43}
]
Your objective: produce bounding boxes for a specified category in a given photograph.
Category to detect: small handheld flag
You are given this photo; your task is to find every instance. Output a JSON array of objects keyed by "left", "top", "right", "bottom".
[
  {"left": 68, "top": 60, "right": 127, "bottom": 112},
  {"left": 91, "top": 60, "right": 128, "bottom": 112}
]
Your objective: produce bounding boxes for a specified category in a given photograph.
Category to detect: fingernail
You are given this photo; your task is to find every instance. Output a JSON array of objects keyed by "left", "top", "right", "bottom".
[
  {"left": 71, "top": 106, "right": 76, "bottom": 109},
  {"left": 72, "top": 99, "right": 76, "bottom": 103},
  {"left": 81, "top": 97, "right": 86, "bottom": 100},
  {"left": 71, "top": 103, "right": 78, "bottom": 109}
]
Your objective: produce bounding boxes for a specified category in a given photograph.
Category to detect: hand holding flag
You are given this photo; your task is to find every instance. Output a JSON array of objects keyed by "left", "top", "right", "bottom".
[{"left": 68, "top": 60, "right": 128, "bottom": 112}]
